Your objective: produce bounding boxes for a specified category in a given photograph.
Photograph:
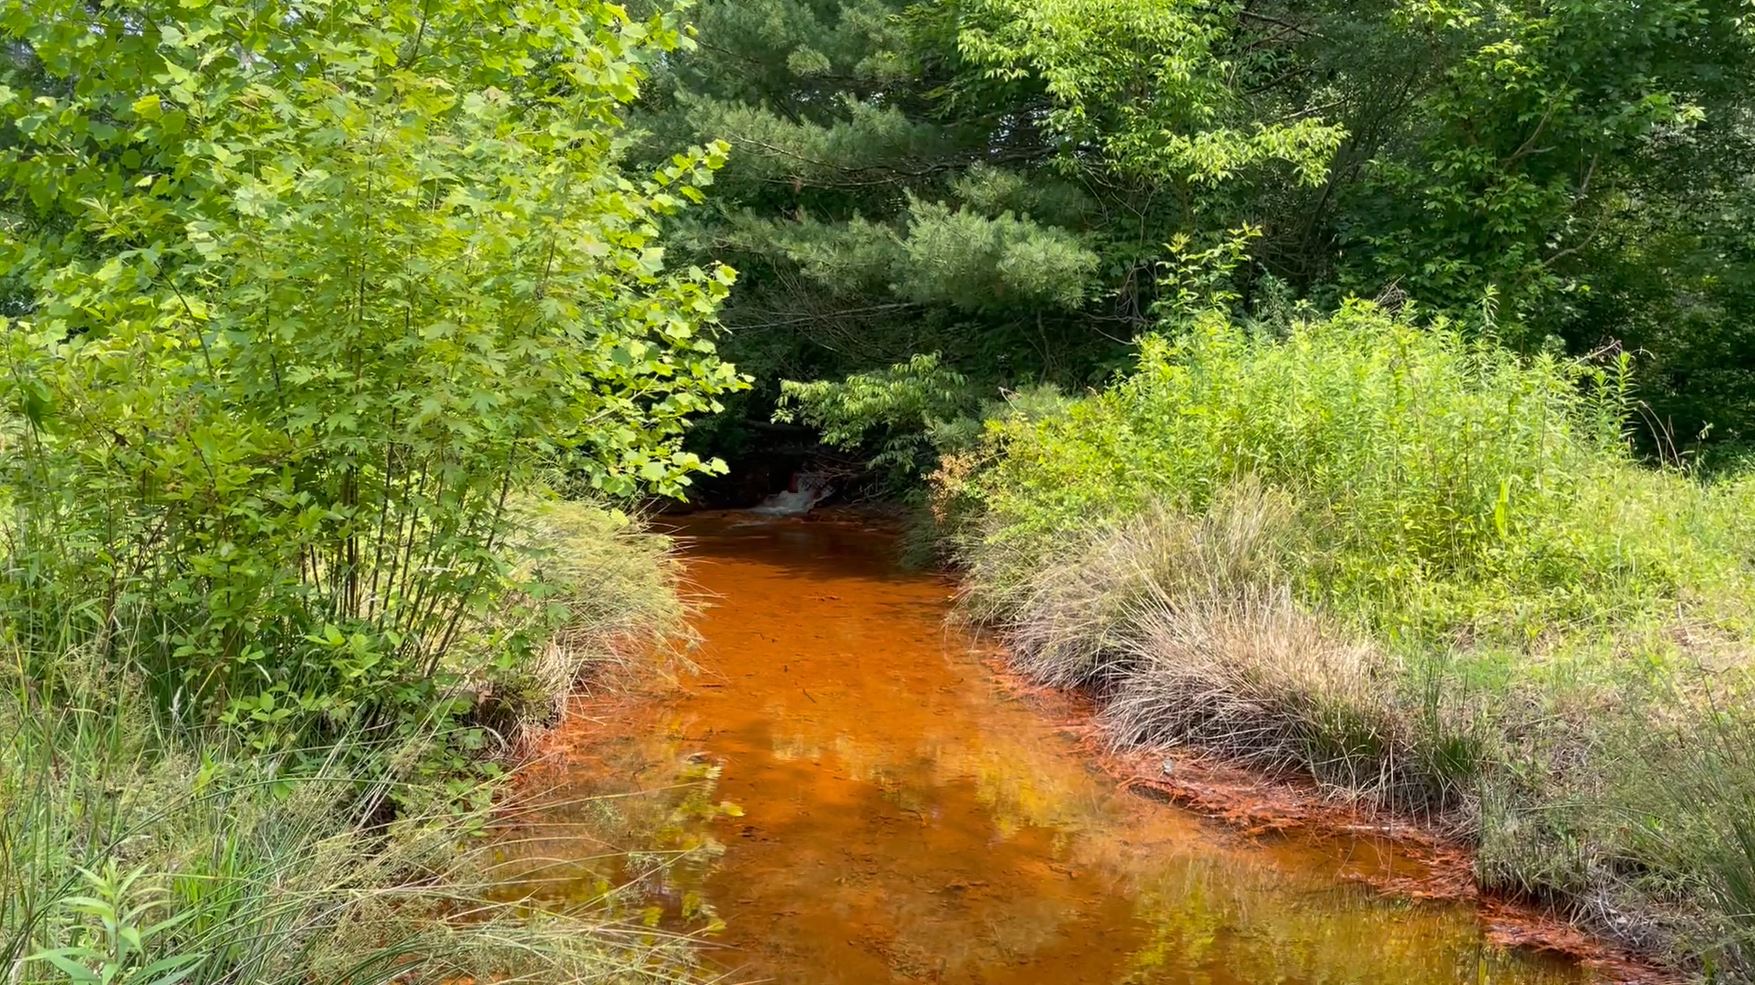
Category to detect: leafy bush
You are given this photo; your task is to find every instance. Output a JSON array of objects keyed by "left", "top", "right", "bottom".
[
  {"left": 947, "top": 301, "right": 1755, "bottom": 969},
  {"left": 0, "top": 1, "right": 732, "bottom": 979},
  {"left": 0, "top": 0, "right": 743, "bottom": 745},
  {"left": 959, "top": 301, "right": 1750, "bottom": 644},
  {"left": 774, "top": 353, "right": 975, "bottom": 488}
]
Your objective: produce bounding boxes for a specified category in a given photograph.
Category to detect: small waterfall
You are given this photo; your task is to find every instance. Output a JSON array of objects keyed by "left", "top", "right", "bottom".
[{"left": 750, "top": 472, "right": 832, "bottom": 516}]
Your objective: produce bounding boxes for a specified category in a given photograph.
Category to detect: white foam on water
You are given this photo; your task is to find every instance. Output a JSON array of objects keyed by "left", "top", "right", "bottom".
[{"left": 750, "top": 472, "right": 832, "bottom": 516}]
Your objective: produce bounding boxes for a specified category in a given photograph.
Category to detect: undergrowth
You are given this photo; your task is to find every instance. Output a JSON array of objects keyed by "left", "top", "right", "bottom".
[
  {"left": 0, "top": 0, "right": 735, "bottom": 978},
  {"left": 0, "top": 638, "right": 701, "bottom": 985},
  {"left": 940, "top": 300, "right": 1755, "bottom": 975},
  {"left": 0, "top": 498, "right": 700, "bottom": 985}
]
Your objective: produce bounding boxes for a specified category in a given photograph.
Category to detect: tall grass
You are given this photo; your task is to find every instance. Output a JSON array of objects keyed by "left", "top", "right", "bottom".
[
  {"left": 476, "top": 500, "right": 687, "bottom": 744},
  {"left": 942, "top": 300, "right": 1755, "bottom": 974},
  {"left": 1, "top": 643, "right": 700, "bottom": 985},
  {"left": 0, "top": 496, "right": 699, "bottom": 984}
]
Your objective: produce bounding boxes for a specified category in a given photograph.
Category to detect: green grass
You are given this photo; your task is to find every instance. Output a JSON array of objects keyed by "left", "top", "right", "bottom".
[
  {"left": 940, "top": 301, "right": 1755, "bottom": 975},
  {"left": 1, "top": 502, "right": 700, "bottom": 985},
  {"left": 0, "top": 653, "right": 700, "bottom": 984}
]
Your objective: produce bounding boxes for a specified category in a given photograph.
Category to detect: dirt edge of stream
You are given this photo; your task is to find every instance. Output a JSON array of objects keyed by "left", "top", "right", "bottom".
[{"left": 977, "top": 655, "right": 1682, "bottom": 984}]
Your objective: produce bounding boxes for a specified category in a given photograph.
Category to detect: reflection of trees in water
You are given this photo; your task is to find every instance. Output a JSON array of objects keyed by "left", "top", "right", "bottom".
[
  {"left": 488, "top": 713, "right": 730, "bottom": 928},
  {"left": 1116, "top": 872, "right": 1584, "bottom": 985},
  {"left": 742, "top": 693, "right": 1583, "bottom": 983}
]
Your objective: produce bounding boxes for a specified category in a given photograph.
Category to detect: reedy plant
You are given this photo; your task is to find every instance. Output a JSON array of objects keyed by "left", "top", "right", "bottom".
[{"left": 0, "top": 651, "right": 704, "bottom": 985}]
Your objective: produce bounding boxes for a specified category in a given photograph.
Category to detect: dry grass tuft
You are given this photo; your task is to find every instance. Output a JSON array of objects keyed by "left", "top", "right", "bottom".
[
  {"left": 995, "top": 482, "right": 1462, "bottom": 811},
  {"left": 1102, "top": 594, "right": 1392, "bottom": 786},
  {"left": 989, "top": 480, "right": 1294, "bottom": 688},
  {"left": 478, "top": 500, "right": 691, "bottom": 741}
]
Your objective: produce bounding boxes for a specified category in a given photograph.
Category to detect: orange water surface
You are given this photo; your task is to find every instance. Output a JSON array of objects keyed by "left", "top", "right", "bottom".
[{"left": 525, "top": 513, "right": 1600, "bottom": 984}]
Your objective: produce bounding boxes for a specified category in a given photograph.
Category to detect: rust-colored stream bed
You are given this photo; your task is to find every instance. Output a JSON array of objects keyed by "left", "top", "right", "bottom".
[{"left": 519, "top": 513, "right": 1606, "bottom": 984}]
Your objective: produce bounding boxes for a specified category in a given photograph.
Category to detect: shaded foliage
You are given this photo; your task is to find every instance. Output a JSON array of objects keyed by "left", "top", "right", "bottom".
[{"left": 646, "top": 0, "right": 1755, "bottom": 473}]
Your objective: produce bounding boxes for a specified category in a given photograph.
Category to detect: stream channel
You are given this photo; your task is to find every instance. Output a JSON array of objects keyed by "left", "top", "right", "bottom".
[{"left": 522, "top": 513, "right": 1606, "bottom": 984}]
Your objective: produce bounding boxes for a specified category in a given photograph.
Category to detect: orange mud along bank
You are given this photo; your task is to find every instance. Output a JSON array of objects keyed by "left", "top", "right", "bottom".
[{"left": 514, "top": 513, "right": 1646, "bottom": 984}]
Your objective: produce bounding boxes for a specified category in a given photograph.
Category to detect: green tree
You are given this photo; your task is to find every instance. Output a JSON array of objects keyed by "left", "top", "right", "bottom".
[
  {"left": 638, "top": 0, "right": 1341, "bottom": 472},
  {"left": 642, "top": 0, "right": 1755, "bottom": 477},
  {"left": 1326, "top": 0, "right": 1747, "bottom": 327},
  {"left": 1265, "top": 0, "right": 1755, "bottom": 449},
  {"left": 0, "top": 0, "right": 743, "bottom": 733}
]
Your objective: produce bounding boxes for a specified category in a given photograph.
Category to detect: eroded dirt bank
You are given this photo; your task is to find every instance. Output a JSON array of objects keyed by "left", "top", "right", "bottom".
[{"left": 513, "top": 513, "right": 1663, "bottom": 984}]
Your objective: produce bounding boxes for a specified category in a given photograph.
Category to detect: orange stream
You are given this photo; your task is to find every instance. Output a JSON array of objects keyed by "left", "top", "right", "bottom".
[{"left": 528, "top": 513, "right": 1599, "bottom": 984}]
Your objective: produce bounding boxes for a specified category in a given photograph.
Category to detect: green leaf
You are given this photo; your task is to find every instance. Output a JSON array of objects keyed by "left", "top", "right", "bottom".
[{"left": 29, "top": 950, "right": 104, "bottom": 984}]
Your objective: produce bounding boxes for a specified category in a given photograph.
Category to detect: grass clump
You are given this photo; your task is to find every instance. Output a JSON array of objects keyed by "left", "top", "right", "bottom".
[
  {"left": 1, "top": 648, "right": 700, "bottom": 985},
  {"left": 942, "top": 300, "right": 1755, "bottom": 973},
  {"left": 479, "top": 501, "right": 688, "bottom": 742}
]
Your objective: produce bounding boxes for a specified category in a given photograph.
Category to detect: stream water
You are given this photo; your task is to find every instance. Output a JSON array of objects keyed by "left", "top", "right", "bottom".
[{"left": 527, "top": 513, "right": 1602, "bottom": 984}]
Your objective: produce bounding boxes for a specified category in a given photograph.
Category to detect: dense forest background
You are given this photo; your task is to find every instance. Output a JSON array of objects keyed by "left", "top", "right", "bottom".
[{"left": 631, "top": 0, "right": 1755, "bottom": 477}]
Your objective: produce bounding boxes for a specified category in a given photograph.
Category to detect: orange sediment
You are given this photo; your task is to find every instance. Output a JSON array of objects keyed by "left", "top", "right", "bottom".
[{"left": 508, "top": 513, "right": 1663, "bottom": 985}]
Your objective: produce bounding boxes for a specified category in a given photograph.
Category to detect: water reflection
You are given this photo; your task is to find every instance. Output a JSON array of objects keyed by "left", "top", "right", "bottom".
[{"left": 518, "top": 514, "right": 1593, "bottom": 985}]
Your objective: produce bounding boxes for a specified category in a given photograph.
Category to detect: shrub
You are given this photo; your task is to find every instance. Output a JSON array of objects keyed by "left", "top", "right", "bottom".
[
  {"left": 0, "top": 0, "right": 743, "bottom": 746},
  {"left": 0, "top": 1, "right": 732, "bottom": 979},
  {"left": 961, "top": 301, "right": 1750, "bottom": 646},
  {"left": 774, "top": 353, "right": 976, "bottom": 490},
  {"left": 947, "top": 301, "right": 1755, "bottom": 969}
]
